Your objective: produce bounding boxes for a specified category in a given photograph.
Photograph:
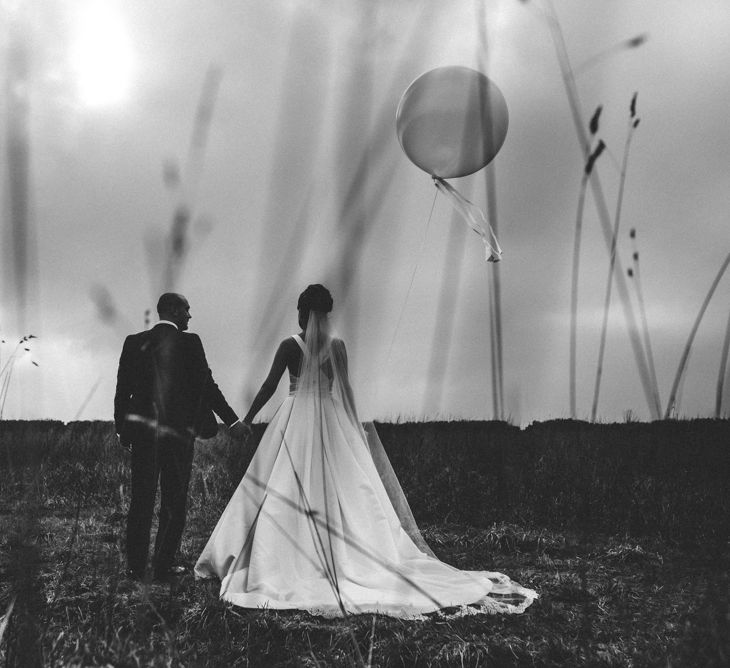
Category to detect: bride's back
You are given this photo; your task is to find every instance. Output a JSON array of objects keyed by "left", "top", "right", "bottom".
[{"left": 289, "top": 333, "right": 341, "bottom": 395}]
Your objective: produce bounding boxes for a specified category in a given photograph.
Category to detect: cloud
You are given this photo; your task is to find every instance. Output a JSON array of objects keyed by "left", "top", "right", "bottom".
[{"left": 4, "top": 0, "right": 729, "bottom": 424}]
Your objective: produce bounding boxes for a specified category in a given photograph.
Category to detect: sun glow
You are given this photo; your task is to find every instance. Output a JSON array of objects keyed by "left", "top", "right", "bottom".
[{"left": 69, "top": 1, "right": 134, "bottom": 108}]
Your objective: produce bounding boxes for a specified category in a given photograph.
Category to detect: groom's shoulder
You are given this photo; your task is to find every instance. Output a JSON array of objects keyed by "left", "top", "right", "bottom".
[
  {"left": 181, "top": 331, "right": 204, "bottom": 348},
  {"left": 124, "top": 330, "right": 147, "bottom": 346}
]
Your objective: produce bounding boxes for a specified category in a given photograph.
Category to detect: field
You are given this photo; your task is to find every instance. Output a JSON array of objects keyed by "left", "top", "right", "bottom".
[{"left": 1, "top": 419, "right": 728, "bottom": 667}]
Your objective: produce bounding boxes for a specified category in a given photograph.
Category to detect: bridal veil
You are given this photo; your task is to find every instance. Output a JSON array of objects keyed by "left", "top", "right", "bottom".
[{"left": 195, "top": 311, "right": 537, "bottom": 617}]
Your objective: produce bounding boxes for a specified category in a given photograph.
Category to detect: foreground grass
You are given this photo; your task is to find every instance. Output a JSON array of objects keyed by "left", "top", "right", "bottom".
[
  {"left": 1, "top": 420, "right": 728, "bottom": 665},
  {"left": 1, "top": 507, "right": 727, "bottom": 666}
]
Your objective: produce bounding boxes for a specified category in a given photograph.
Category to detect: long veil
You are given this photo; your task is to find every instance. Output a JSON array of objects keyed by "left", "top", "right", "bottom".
[
  {"left": 295, "top": 310, "right": 435, "bottom": 557},
  {"left": 197, "top": 309, "right": 537, "bottom": 617}
]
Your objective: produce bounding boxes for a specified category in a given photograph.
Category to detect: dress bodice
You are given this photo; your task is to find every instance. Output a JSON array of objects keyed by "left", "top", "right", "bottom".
[{"left": 288, "top": 334, "right": 334, "bottom": 395}]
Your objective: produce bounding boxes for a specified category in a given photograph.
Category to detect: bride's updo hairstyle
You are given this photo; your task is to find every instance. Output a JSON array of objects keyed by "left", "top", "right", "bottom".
[{"left": 297, "top": 284, "right": 333, "bottom": 316}]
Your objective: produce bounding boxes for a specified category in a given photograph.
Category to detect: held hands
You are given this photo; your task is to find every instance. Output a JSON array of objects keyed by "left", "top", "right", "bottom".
[
  {"left": 116, "top": 433, "right": 132, "bottom": 453},
  {"left": 229, "top": 420, "right": 253, "bottom": 443}
]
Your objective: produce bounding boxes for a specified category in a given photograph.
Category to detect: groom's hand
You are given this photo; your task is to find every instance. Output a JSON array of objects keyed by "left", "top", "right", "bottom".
[{"left": 116, "top": 433, "right": 132, "bottom": 452}]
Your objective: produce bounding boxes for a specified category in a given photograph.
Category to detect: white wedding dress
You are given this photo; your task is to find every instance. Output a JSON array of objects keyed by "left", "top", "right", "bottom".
[{"left": 195, "top": 313, "right": 537, "bottom": 618}]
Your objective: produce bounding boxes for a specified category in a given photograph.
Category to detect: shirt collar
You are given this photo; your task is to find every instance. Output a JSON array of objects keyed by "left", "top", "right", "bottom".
[{"left": 156, "top": 320, "right": 178, "bottom": 330}]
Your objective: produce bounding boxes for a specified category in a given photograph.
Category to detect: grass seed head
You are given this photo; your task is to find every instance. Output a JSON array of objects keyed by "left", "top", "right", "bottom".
[
  {"left": 627, "top": 34, "right": 648, "bottom": 49},
  {"left": 585, "top": 140, "right": 606, "bottom": 175},
  {"left": 589, "top": 106, "right": 602, "bottom": 135}
]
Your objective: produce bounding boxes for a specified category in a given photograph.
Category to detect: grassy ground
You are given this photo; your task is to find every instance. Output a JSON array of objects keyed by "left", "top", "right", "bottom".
[{"left": 1, "top": 421, "right": 728, "bottom": 666}]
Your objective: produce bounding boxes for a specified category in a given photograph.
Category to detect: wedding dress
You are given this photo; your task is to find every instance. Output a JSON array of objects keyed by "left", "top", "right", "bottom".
[{"left": 195, "top": 312, "right": 537, "bottom": 618}]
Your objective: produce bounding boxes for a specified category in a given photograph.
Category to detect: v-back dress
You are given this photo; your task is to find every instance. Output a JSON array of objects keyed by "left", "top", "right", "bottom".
[{"left": 195, "top": 332, "right": 537, "bottom": 618}]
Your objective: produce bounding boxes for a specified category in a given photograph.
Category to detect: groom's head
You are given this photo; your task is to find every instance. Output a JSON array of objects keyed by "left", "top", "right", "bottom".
[{"left": 157, "top": 293, "right": 191, "bottom": 331}]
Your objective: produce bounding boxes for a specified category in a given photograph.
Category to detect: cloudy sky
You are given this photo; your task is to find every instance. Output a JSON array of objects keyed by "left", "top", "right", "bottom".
[{"left": 2, "top": 0, "right": 729, "bottom": 425}]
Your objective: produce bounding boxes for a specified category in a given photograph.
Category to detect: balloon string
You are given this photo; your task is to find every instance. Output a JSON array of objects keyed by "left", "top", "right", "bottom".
[
  {"left": 433, "top": 177, "right": 502, "bottom": 262},
  {"left": 385, "top": 189, "right": 438, "bottom": 366}
]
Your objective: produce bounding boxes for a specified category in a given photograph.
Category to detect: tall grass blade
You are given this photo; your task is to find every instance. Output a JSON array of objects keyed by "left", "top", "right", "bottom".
[
  {"left": 539, "top": 1, "right": 659, "bottom": 419},
  {"left": 716, "top": 309, "right": 730, "bottom": 417},
  {"left": 477, "top": 0, "right": 504, "bottom": 419},
  {"left": 74, "top": 377, "right": 102, "bottom": 420},
  {"left": 630, "top": 245, "right": 661, "bottom": 412},
  {"left": 366, "top": 614, "right": 376, "bottom": 668},
  {"left": 162, "top": 65, "right": 223, "bottom": 292},
  {"left": 249, "top": 7, "right": 329, "bottom": 349},
  {"left": 0, "top": 338, "right": 31, "bottom": 419},
  {"left": 572, "top": 34, "right": 649, "bottom": 77},
  {"left": 424, "top": 192, "right": 467, "bottom": 416},
  {"left": 570, "top": 173, "right": 590, "bottom": 418},
  {"left": 385, "top": 191, "right": 437, "bottom": 372},
  {"left": 0, "top": 595, "right": 17, "bottom": 649},
  {"left": 489, "top": 280, "right": 500, "bottom": 418},
  {"left": 591, "top": 119, "right": 646, "bottom": 420},
  {"left": 570, "top": 140, "right": 606, "bottom": 417},
  {"left": 5, "top": 16, "right": 34, "bottom": 333},
  {"left": 665, "top": 252, "right": 730, "bottom": 418},
  {"left": 242, "top": 473, "right": 444, "bottom": 611}
]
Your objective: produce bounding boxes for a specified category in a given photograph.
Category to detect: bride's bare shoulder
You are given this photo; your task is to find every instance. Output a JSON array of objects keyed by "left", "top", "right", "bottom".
[
  {"left": 331, "top": 337, "right": 347, "bottom": 351},
  {"left": 279, "top": 336, "right": 300, "bottom": 351},
  {"left": 271, "top": 337, "right": 298, "bottom": 357}
]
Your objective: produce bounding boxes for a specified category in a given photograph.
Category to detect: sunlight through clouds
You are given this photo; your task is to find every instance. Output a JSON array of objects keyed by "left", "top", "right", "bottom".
[
  {"left": 69, "top": 0, "right": 134, "bottom": 108},
  {"left": 3, "top": 0, "right": 729, "bottom": 423}
]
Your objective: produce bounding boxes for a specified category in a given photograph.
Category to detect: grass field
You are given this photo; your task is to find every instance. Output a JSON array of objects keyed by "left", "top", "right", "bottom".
[{"left": 1, "top": 419, "right": 728, "bottom": 666}]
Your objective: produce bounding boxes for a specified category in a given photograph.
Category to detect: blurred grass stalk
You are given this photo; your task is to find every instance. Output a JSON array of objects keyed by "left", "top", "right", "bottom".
[
  {"left": 591, "top": 109, "right": 647, "bottom": 421},
  {"left": 570, "top": 124, "right": 605, "bottom": 418},
  {"left": 236, "top": 427, "right": 442, "bottom": 665},
  {"left": 629, "top": 233, "right": 662, "bottom": 413},
  {"left": 537, "top": 0, "right": 658, "bottom": 419},
  {"left": 665, "top": 251, "right": 730, "bottom": 418},
  {"left": 716, "top": 309, "right": 730, "bottom": 417},
  {"left": 5, "top": 9, "right": 32, "bottom": 334},
  {"left": 477, "top": 0, "right": 504, "bottom": 420},
  {"left": 0, "top": 349, "right": 17, "bottom": 419},
  {"left": 247, "top": 4, "right": 432, "bottom": 409},
  {"left": 0, "top": 336, "right": 37, "bottom": 419},
  {"left": 0, "top": 15, "right": 43, "bottom": 631},
  {"left": 569, "top": 175, "right": 589, "bottom": 419},
  {"left": 0, "top": 596, "right": 17, "bottom": 649},
  {"left": 160, "top": 64, "right": 222, "bottom": 294},
  {"left": 424, "top": 198, "right": 468, "bottom": 416}
]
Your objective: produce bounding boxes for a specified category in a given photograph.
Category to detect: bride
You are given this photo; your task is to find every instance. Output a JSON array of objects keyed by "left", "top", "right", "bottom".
[{"left": 195, "top": 284, "right": 537, "bottom": 618}]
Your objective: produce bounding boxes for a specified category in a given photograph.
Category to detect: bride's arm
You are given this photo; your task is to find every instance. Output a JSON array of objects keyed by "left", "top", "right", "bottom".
[{"left": 242, "top": 341, "right": 290, "bottom": 425}]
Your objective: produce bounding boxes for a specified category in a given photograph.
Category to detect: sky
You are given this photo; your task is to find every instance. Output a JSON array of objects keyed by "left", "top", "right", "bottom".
[{"left": 1, "top": 0, "right": 729, "bottom": 425}]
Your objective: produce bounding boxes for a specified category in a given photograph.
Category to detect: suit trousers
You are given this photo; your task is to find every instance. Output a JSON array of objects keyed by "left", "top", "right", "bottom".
[{"left": 126, "top": 431, "right": 195, "bottom": 577}]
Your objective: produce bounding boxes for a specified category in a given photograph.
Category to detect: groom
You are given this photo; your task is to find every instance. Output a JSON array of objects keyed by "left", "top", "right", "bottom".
[{"left": 114, "top": 292, "right": 249, "bottom": 581}]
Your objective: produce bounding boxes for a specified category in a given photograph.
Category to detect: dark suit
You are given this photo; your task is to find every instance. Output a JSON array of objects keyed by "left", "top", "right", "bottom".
[{"left": 114, "top": 322, "right": 238, "bottom": 577}]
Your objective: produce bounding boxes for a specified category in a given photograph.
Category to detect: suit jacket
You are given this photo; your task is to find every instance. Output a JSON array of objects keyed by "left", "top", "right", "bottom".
[{"left": 114, "top": 324, "right": 238, "bottom": 444}]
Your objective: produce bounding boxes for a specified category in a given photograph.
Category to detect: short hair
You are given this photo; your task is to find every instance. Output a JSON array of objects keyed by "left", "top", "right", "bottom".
[
  {"left": 297, "top": 284, "right": 333, "bottom": 314},
  {"left": 157, "top": 293, "right": 185, "bottom": 316}
]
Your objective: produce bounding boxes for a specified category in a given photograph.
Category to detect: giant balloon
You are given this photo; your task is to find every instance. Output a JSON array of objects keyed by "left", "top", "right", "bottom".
[{"left": 396, "top": 66, "right": 509, "bottom": 179}]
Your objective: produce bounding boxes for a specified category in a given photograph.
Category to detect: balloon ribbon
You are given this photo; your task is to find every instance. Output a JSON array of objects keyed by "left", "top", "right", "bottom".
[{"left": 433, "top": 177, "right": 502, "bottom": 262}]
